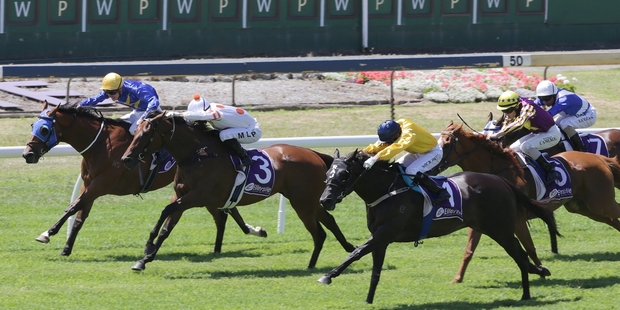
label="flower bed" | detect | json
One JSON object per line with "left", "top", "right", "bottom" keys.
{"left": 324, "top": 69, "right": 577, "bottom": 103}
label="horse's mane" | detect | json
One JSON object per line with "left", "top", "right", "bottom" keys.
{"left": 56, "top": 101, "right": 128, "bottom": 126}
{"left": 148, "top": 110, "right": 222, "bottom": 139}
{"left": 453, "top": 124, "right": 520, "bottom": 164}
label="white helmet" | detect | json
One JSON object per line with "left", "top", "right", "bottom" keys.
{"left": 536, "top": 80, "right": 558, "bottom": 97}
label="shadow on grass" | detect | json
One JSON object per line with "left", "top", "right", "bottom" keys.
{"left": 544, "top": 250, "right": 620, "bottom": 263}
{"left": 475, "top": 275, "right": 620, "bottom": 291}
{"left": 386, "top": 297, "right": 578, "bottom": 310}
{"left": 163, "top": 265, "right": 372, "bottom": 280}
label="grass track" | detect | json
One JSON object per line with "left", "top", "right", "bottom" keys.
{"left": 2, "top": 68, "right": 620, "bottom": 309}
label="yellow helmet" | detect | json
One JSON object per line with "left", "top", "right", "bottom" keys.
{"left": 101, "top": 72, "right": 123, "bottom": 90}
{"left": 496, "top": 90, "right": 520, "bottom": 111}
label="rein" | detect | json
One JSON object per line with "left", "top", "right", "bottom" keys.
{"left": 78, "top": 119, "right": 104, "bottom": 154}
{"left": 438, "top": 130, "right": 489, "bottom": 172}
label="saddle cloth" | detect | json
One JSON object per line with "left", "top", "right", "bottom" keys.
{"left": 515, "top": 152, "right": 573, "bottom": 201}
{"left": 222, "top": 149, "right": 275, "bottom": 209}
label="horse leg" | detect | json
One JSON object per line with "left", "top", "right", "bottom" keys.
{"left": 205, "top": 207, "right": 228, "bottom": 254}
{"left": 133, "top": 201, "right": 185, "bottom": 271}
{"left": 315, "top": 207, "right": 355, "bottom": 252}
{"left": 489, "top": 234, "right": 532, "bottom": 300}
{"left": 514, "top": 219, "right": 551, "bottom": 277}
{"left": 36, "top": 193, "right": 90, "bottom": 243}
{"left": 61, "top": 201, "right": 94, "bottom": 256}
{"left": 318, "top": 225, "right": 393, "bottom": 285}
{"left": 228, "top": 207, "right": 267, "bottom": 238}
{"left": 132, "top": 210, "right": 184, "bottom": 271}
{"left": 366, "top": 245, "right": 388, "bottom": 304}
{"left": 452, "top": 228, "right": 482, "bottom": 283}
{"left": 290, "top": 206, "right": 327, "bottom": 269}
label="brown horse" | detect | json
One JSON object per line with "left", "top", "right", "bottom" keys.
{"left": 317, "top": 149, "right": 559, "bottom": 303}
{"left": 484, "top": 111, "right": 620, "bottom": 160}
{"left": 120, "top": 110, "right": 356, "bottom": 271}
{"left": 22, "top": 101, "right": 266, "bottom": 257}
{"left": 438, "top": 121, "right": 620, "bottom": 284}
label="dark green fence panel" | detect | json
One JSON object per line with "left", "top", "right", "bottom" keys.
{"left": 0, "top": 0, "right": 619, "bottom": 64}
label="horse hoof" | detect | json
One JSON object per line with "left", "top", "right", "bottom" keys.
{"left": 131, "top": 262, "right": 146, "bottom": 271}
{"left": 450, "top": 278, "right": 463, "bottom": 284}
{"left": 258, "top": 227, "right": 268, "bottom": 238}
{"left": 60, "top": 250, "right": 71, "bottom": 256}
{"left": 35, "top": 235, "right": 50, "bottom": 243}
{"left": 317, "top": 275, "right": 332, "bottom": 285}
{"left": 539, "top": 265, "right": 551, "bottom": 277}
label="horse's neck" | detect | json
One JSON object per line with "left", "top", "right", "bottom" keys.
{"left": 354, "top": 167, "right": 403, "bottom": 202}
{"left": 61, "top": 116, "right": 126, "bottom": 153}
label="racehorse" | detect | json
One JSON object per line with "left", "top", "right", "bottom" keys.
{"left": 22, "top": 101, "right": 266, "bottom": 257}
{"left": 438, "top": 121, "right": 620, "bottom": 284}
{"left": 317, "top": 149, "right": 559, "bottom": 303}
{"left": 120, "top": 110, "right": 356, "bottom": 271}
{"left": 483, "top": 111, "right": 620, "bottom": 160}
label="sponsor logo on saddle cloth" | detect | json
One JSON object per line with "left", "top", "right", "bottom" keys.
{"left": 562, "top": 133, "right": 609, "bottom": 156}
{"left": 418, "top": 178, "right": 464, "bottom": 221}
{"left": 515, "top": 152, "right": 573, "bottom": 201}
{"left": 404, "top": 174, "right": 463, "bottom": 245}
{"left": 230, "top": 149, "right": 275, "bottom": 196}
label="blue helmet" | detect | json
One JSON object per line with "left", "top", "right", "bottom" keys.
{"left": 377, "top": 120, "right": 401, "bottom": 143}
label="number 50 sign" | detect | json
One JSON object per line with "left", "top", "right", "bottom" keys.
{"left": 502, "top": 54, "right": 532, "bottom": 67}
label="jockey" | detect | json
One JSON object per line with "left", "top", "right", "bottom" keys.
{"left": 363, "top": 118, "right": 450, "bottom": 205}
{"left": 535, "top": 80, "right": 596, "bottom": 152}
{"left": 79, "top": 72, "right": 162, "bottom": 135}
{"left": 180, "top": 94, "right": 262, "bottom": 170}
{"left": 488, "top": 90, "right": 562, "bottom": 185}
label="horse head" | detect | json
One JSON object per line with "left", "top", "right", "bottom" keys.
{"left": 121, "top": 110, "right": 170, "bottom": 169}
{"left": 438, "top": 120, "right": 519, "bottom": 173}
{"left": 320, "top": 149, "right": 367, "bottom": 211}
{"left": 22, "top": 101, "right": 62, "bottom": 163}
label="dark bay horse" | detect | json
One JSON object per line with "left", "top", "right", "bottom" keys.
{"left": 317, "top": 149, "right": 559, "bottom": 303}
{"left": 438, "top": 121, "right": 620, "bottom": 284}
{"left": 120, "top": 110, "right": 356, "bottom": 271}
{"left": 22, "top": 102, "right": 265, "bottom": 256}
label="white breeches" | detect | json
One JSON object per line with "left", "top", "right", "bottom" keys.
{"left": 396, "top": 145, "right": 443, "bottom": 176}
{"left": 219, "top": 122, "right": 263, "bottom": 144}
{"left": 509, "top": 125, "right": 561, "bottom": 159}
{"left": 555, "top": 107, "right": 596, "bottom": 129}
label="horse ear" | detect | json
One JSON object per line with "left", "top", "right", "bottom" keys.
{"left": 49, "top": 101, "right": 60, "bottom": 117}
{"left": 41, "top": 100, "right": 48, "bottom": 111}
{"left": 487, "top": 112, "right": 493, "bottom": 123}
{"left": 333, "top": 149, "right": 340, "bottom": 158}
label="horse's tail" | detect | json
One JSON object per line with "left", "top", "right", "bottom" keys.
{"left": 312, "top": 150, "right": 334, "bottom": 168}
{"left": 504, "top": 178, "right": 562, "bottom": 238}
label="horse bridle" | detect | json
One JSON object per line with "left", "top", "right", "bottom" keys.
{"left": 325, "top": 157, "right": 404, "bottom": 207}
{"left": 136, "top": 114, "right": 175, "bottom": 162}
{"left": 437, "top": 129, "right": 489, "bottom": 172}
{"left": 28, "top": 109, "right": 102, "bottom": 155}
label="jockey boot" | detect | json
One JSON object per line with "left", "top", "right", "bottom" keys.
{"left": 223, "top": 138, "right": 252, "bottom": 170}
{"left": 413, "top": 172, "right": 450, "bottom": 205}
{"left": 569, "top": 133, "right": 587, "bottom": 152}
{"left": 535, "top": 155, "right": 559, "bottom": 186}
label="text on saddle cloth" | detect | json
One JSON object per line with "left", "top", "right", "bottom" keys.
{"left": 515, "top": 152, "right": 573, "bottom": 201}
{"left": 231, "top": 149, "right": 276, "bottom": 197}
{"left": 403, "top": 174, "right": 463, "bottom": 245}
{"left": 569, "top": 133, "right": 609, "bottom": 156}
{"left": 401, "top": 172, "right": 463, "bottom": 221}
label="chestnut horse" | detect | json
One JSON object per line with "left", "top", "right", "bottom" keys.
{"left": 438, "top": 121, "right": 620, "bottom": 284}
{"left": 22, "top": 102, "right": 265, "bottom": 257}
{"left": 120, "top": 110, "right": 356, "bottom": 271}
{"left": 317, "top": 149, "right": 559, "bottom": 303}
